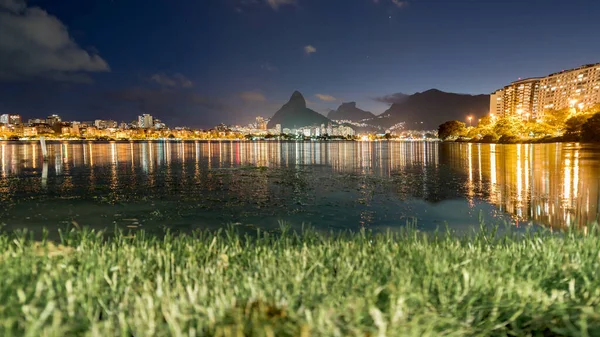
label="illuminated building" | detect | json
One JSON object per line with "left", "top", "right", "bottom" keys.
{"left": 95, "top": 120, "right": 118, "bottom": 129}
{"left": 138, "top": 114, "right": 154, "bottom": 129}
{"left": 496, "top": 78, "right": 541, "bottom": 120}
{"left": 538, "top": 63, "right": 600, "bottom": 112}
{"left": 46, "top": 114, "right": 61, "bottom": 126}
{"left": 489, "top": 89, "right": 504, "bottom": 116}
{"left": 23, "top": 127, "right": 37, "bottom": 137}
{"left": 337, "top": 125, "right": 355, "bottom": 137}
{"left": 0, "top": 114, "right": 22, "bottom": 125}
{"left": 255, "top": 116, "right": 269, "bottom": 130}
{"left": 27, "top": 118, "right": 45, "bottom": 125}
{"left": 491, "top": 62, "right": 600, "bottom": 119}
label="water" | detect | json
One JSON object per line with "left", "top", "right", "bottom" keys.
{"left": 1, "top": 140, "right": 598, "bottom": 233}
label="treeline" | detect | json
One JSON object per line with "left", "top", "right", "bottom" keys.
{"left": 438, "top": 104, "right": 600, "bottom": 143}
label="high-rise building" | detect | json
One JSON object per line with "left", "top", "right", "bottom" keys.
{"left": 28, "top": 118, "right": 45, "bottom": 125}
{"left": 255, "top": 116, "right": 268, "bottom": 130}
{"left": 46, "top": 114, "right": 61, "bottom": 126}
{"left": 0, "top": 114, "right": 22, "bottom": 125}
{"left": 538, "top": 63, "right": 600, "bottom": 112}
{"left": 95, "top": 119, "right": 118, "bottom": 129}
{"left": 496, "top": 78, "right": 541, "bottom": 120}
{"left": 489, "top": 90, "right": 504, "bottom": 117}
{"left": 491, "top": 62, "right": 600, "bottom": 119}
{"left": 138, "top": 114, "right": 154, "bottom": 129}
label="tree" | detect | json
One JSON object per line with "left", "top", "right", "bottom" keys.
{"left": 565, "top": 115, "right": 590, "bottom": 136}
{"left": 478, "top": 116, "right": 493, "bottom": 127}
{"left": 493, "top": 115, "right": 522, "bottom": 138}
{"left": 584, "top": 104, "right": 600, "bottom": 115}
{"left": 438, "top": 121, "right": 466, "bottom": 140}
{"left": 541, "top": 108, "right": 571, "bottom": 133}
{"left": 581, "top": 113, "right": 600, "bottom": 142}
{"left": 524, "top": 121, "right": 551, "bottom": 138}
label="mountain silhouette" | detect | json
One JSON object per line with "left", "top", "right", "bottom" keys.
{"left": 381, "top": 89, "right": 489, "bottom": 130}
{"left": 267, "top": 91, "right": 331, "bottom": 129}
{"left": 327, "top": 102, "right": 375, "bottom": 121}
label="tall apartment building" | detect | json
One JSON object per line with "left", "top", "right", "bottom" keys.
{"left": 46, "top": 114, "right": 61, "bottom": 126}
{"left": 138, "top": 114, "right": 154, "bottom": 129}
{"left": 538, "top": 63, "right": 600, "bottom": 112}
{"left": 489, "top": 89, "right": 504, "bottom": 117}
{"left": 255, "top": 116, "right": 268, "bottom": 130}
{"left": 493, "top": 78, "right": 541, "bottom": 119}
{"left": 0, "top": 114, "right": 22, "bottom": 125}
{"left": 491, "top": 62, "right": 600, "bottom": 119}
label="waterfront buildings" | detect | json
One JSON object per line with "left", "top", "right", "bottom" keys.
{"left": 538, "top": 64, "right": 600, "bottom": 112}
{"left": 491, "top": 63, "right": 600, "bottom": 119}
{"left": 255, "top": 117, "right": 269, "bottom": 130}
{"left": 0, "top": 114, "right": 22, "bottom": 125}
{"left": 94, "top": 120, "right": 118, "bottom": 129}
{"left": 491, "top": 78, "right": 541, "bottom": 119}
{"left": 1, "top": 111, "right": 357, "bottom": 140}
{"left": 46, "top": 114, "right": 61, "bottom": 126}
{"left": 138, "top": 114, "right": 154, "bottom": 129}
{"left": 489, "top": 90, "right": 504, "bottom": 117}
{"left": 28, "top": 118, "right": 45, "bottom": 125}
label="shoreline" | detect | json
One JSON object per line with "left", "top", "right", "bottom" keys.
{"left": 448, "top": 136, "right": 588, "bottom": 145}
{"left": 0, "top": 138, "right": 441, "bottom": 142}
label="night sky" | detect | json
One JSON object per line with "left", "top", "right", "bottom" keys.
{"left": 0, "top": 0, "right": 598, "bottom": 127}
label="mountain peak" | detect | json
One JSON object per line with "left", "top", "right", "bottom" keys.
{"left": 328, "top": 101, "right": 374, "bottom": 121}
{"left": 381, "top": 90, "right": 490, "bottom": 130}
{"left": 420, "top": 88, "right": 444, "bottom": 94}
{"left": 288, "top": 90, "right": 306, "bottom": 108}
{"left": 267, "top": 90, "right": 329, "bottom": 129}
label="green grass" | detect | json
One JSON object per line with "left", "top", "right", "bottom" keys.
{"left": 1, "top": 224, "right": 600, "bottom": 337}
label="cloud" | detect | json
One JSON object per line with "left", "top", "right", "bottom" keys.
{"left": 0, "top": 0, "right": 110, "bottom": 82}
{"left": 373, "top": 92, "right": 409, "bottom": 104}
{"left": 304, "top": 45, "right": 317, "bottom": 55}
{"left": 391, "top": 0, "right": 409, "bottom": 8}
{"left": 261, "top": 62, "right": 278, "bottom": 72}
{"left": 266, "top": 0, "right": 296, "bottom": 10}
{"left": 0, "top": 0, "right": 25, "bottom": 11}
{"left": 239, "top": 91, "right": 267, "bottom": 102}
{"left": 150, "top": 73, "right": 193, "bottom": 88}
{"left": 315, "top": 94, "right": 336, "bottom": 102}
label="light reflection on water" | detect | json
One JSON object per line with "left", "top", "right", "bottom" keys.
{"left": 0, "top": 140, "right": 599, "bottom": 232}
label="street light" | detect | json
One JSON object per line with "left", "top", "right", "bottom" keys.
{"left": 467, "top": 116, "right": 473, "bottom": 127}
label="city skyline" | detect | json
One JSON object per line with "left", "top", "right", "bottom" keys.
{"left": 1, "top": 0, "right": 599, "bottom": 127}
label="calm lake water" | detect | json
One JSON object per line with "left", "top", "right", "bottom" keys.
{"left": 1, "top": 140, "right": 599, "bottom": 233}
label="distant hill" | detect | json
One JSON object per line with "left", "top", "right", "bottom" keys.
{"left": 267, "top": 91, "right": 331, "bottom": 129}
{"left": 380, "top": 89, "right": 490, "bottom": 130}
{"left": 327, "top": 102, "right": 375, "bottom": 121}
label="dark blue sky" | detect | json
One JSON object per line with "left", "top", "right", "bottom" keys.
{"left": 0, "top": 0, "right": 598, "bottom": 127}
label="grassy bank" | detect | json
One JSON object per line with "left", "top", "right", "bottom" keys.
{"left": 1, "top": 225, "right": 600, "bottom": 336}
